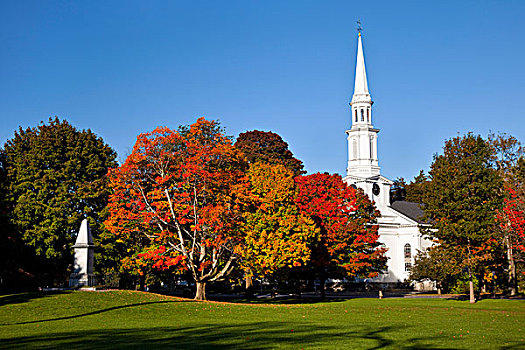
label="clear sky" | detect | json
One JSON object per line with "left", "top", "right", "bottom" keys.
{"left": 1, "top": 1, "right": 524, "bottom": 181}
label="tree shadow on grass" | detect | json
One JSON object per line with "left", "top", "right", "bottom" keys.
{"left": 5, "top": 300, "right": 185, "bottom": 325}
{"left": 0, "top": 323, "right": 397, "bottom": 350}
{"left": 0, "top": 291, "right": 72, "bottom": 307}
{"left": 1, "top": 320, "right": 520, "bottom": 349}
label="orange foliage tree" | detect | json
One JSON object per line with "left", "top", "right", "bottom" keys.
{"left": 105, "top": 118, "right": 248, "bottom": 300}
{"left": 295, "top": 173, "right": 387, "bottom": 296}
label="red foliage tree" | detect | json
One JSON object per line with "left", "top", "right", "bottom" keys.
{"left": 497, "top": 184, "right": 525, "bottom": 294}
{"left": 295, "top": 173, "right": 387, "bottom": 296}
{"left": 105, "top": 118, "right": 248, "bottom": 300}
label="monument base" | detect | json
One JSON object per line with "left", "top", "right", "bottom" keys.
{"left": 69, "top": 273, "right": 97, "bottom": 287}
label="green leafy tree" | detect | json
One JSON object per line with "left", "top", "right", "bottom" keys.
{"left": 421, "top": 133, "right": 503, "bottom": 302}
{"left": 235, "top": 130, "right": 305, "bottom": 176}
{"left": 1, "top": 117, "right": 117, "bottom": 286}
{"left": 410, "top": 243, "right": 463, "bottom": 294}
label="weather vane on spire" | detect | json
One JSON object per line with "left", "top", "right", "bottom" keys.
{"left": 357, "top": 19, "right": 362, "bottom": 34}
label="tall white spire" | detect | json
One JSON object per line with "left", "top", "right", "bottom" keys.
{"left": 346, "top": 30, "right": 380, "bottom": 179}
{"left": 352, "top": 32, "right": 370, "bottom": 99}
{"left": 350, "top": 31, "right": 374, "bottom": 126}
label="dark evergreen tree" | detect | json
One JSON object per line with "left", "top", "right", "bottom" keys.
{"left": 390, "top": 177, "right": 406, "bottom": 203}
{"left": 405, "top": 170, "right": 429, "bottom": 203}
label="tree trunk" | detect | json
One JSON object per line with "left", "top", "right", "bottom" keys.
{"left": 319, "top": 270, "right": 326, "bottom": 300}
{"left": 195, "top": 281, "right": 207, "bottom": 300}
{"left": 506, "top": 239, "right": 517, "bottom": 296}
{"left": 139, "top": 275, "right": 146, "bottom": 291}
{"left": 244, "top": 269, "right": 254, "bottom": 299}
{"left": 469, "top": 280, "right": 475, "bottom": 304}
{"left": 467, "top": 246, "right": 476, "bottom": 304}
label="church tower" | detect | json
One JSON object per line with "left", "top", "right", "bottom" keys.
{"left": 342, "top": 28, "right": 434, "bottom": 287}
{"left": 343, "top": 31, "right": 392, "bottom": 212}
{"left": 346, "top": 31, "right": 380, "bottom": 178}
{"left": 344, "top": 30, "right": 391, "bottom": 210}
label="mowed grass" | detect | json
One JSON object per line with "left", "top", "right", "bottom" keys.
{"left": 0, "top": 291, "right": 524, "bottom": 349}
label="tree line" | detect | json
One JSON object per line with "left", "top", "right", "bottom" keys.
{"left": 1, "top": 117, "right": 523, "bottom": 300}
{"left": 401, "top": 133, "right": 525, "bottom": 298}
{"left": 0, "top": 117, "right": 385, "bottom": 299}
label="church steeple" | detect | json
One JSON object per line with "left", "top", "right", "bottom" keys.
{"left": 352, "top": 32, "right": 371, "bottom": 102}
{"left": 346, "top": 30, "right": 380, "bottom": 178}
{"left": 350, "top": 31, "right": 373, "bottom": 126}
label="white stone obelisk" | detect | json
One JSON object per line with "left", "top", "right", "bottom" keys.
{"left": 69, "top": 219, "right": 96, "bottom": 287}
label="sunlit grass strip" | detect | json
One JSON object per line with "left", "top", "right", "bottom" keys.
{"left": 0, "top": 291, "right": 524, "bottom": 349}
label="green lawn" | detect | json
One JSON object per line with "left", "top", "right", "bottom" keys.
{"left": 0, "top": 291, "right": 523, "bottom": 349}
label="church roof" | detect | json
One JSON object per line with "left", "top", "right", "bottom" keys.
{"left": 390, "top": 201, "right": 427, "bottom": 224}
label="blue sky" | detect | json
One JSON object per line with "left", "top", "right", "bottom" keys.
{"left": 1, "top": 1, "right": 524, "bottom": 181}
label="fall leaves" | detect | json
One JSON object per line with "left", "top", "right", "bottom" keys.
{"left": 105, "top": 118, "right": 385, "bottom": 299}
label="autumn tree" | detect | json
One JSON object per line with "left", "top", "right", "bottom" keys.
{"left": 105, "top": 118, "right": 247, "bottom": 300}
{"left": 238, "top": 162, "right": 318, "bottom": 278}
{"left": 295, "top": 173, "right": 387, "bottom": 297}
{"left": 422, "top": 134, "right": 503, "bottom": 302}
{"left": 0, "top": 117, "right": 117, "bottom": 287}
{"left": 496, "top": 157, "right": 525, "bottom": 295}
{"left": 490, "top": 133, "right": 525, "bottom": 295}
{"left": 235, "top": 130, "right": 304, "bottom": 176}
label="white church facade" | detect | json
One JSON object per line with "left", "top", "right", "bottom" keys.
{"left": 342, "top": 32, "right": 433, "bottom": 284}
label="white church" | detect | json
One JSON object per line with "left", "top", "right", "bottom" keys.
{"left": 343, "top": 31, "right": 433, "bottom": 285}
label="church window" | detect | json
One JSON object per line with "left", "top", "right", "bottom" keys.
{"left": 354, "top": 109, "right": 358, "bottom": 122}
{"left": 352, "top": 139, "right": 358, "bottom": 159}
{"left": 369, "top": 137, "right": 373, "bottom": 159}
{"left": 361, "top": 109, "right": 364, "bottom": 121}
{"left": 367, "top": 107, "right": 370, "bottom": 122}
{"left": 404, "top": 243, "right": 411, "bottom": 271}
{"left": 404, "top": 244, "right": 411, "bottom": 258}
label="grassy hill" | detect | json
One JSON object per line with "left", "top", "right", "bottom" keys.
{"left": 0, "top": 290, "right": 524, "bottom": 349}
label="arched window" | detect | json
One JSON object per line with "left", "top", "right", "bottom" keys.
{"left": 367, "top": 107, "right": 370, "bottom": 122}
{"left": 404, "top": 244, "right": 411, "bottom": 271}
{"left": 354, "top": 109, "right": 358, "bottom": 122}
{"left": 361, "top": 109, "right": 364, "bottom": 121}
